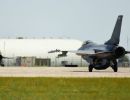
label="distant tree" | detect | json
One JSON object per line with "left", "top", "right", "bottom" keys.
{"left": 118, "top": 55, "right": 130, "bottom": 67}
{"left": 119, "top": 55, "right": 130, "bottom": 62}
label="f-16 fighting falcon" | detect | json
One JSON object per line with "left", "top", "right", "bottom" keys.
{"left": 49, "top": 15, "right": 130, "bottom": 72}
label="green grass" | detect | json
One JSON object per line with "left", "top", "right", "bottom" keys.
{"left": 0, "top": 77, "right": 130, "bottom": 100}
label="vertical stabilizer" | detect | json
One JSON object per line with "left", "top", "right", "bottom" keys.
{"left": 105, "top": 15, "right": 123, "bottom": 45}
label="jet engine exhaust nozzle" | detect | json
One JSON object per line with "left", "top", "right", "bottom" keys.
{"left": 113, "top": 46, "right": 125, "bottom": 58}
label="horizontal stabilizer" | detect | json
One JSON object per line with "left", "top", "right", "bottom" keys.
{"left": 125, "top": 51, "right": 130, "bottom": 54}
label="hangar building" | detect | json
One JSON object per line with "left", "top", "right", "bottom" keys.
{"left": 0, "top": 38, "right": 88, "bottom": 67}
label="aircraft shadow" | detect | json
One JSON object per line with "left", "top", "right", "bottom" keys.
{"left": 72, "top": 71, "right": 88, "bottom": 72}
{"left": 71, "top": 70, "right": 123, "bottom": 73}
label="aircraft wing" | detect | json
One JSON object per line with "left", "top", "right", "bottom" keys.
{"left": 69, "top": 50, "right": 112, "bottom": 58}
{"left": 69, "top": 50, "right": 95, "bottom": 55}
{"left": 48, "top": 49, "right": 112, "bottom": 58}
{"left": 48, "top": 49, "right": 68, "bottom": 58}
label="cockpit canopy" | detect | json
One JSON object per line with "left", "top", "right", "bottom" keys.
{"left": 82, "top": 40, "right": 93, "bottom": 46}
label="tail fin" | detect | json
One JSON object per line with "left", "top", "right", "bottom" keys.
{"left": 105, "top": 15, "right": 123, "bottom": 45}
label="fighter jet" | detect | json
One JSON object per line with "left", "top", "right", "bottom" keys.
{"left": 0, "top": 51, "right": 12, "bottom": 66}
{"left": 0, "top": 52, "right": 6, "bottom": 66}
{"left": 48, "top": 15, "right": 130, "bottom": 72}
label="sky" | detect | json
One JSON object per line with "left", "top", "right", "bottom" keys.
{"left": 0, "top": 0, "right": 130, "bottom": 49}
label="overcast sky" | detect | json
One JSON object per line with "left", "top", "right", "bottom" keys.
{"left": 0, "top": 0, "right": 130, "bottom": 49}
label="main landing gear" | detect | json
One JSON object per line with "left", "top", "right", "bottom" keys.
{"left": 88, "top": 60, "right": 118, "bottom": 72}
{"left": 88, "top": 64, "right": 93, "bottom": 72}
{"left": 111, "top": 60, "right": 118, "bottom": 72}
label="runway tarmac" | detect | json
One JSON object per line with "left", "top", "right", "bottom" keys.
{"left": 0, "top": 67, "right": 130, "bottom": 77}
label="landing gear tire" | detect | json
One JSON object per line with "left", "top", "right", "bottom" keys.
{"left": 113, "top": 65, "right": 117, "bottom": 72}
{"left": 89, "top": 65, "right": 93, "bottom": 72}
{"left": 111, "top": 60, "right": 118, "bottom": 72}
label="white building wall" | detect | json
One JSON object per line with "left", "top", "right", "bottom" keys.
{"left": 0, "top": 39, "right": 88, "bottom": 66}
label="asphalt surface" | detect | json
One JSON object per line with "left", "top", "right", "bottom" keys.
{"left": 0, "top": 67, "right": 130, "bottom": 77}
